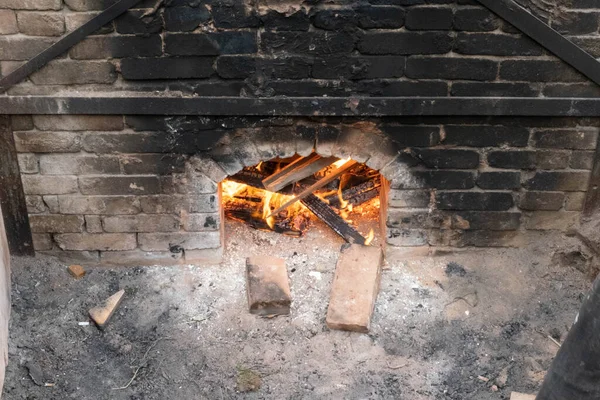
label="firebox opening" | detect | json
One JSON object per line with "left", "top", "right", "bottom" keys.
{"left": 220, "top": 152, "right": 386, "bottom": 248}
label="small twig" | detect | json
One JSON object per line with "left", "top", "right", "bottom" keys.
{"left": 548, "top": 335, "right": 562, "bottom": 348}
{"left": 112, "top": 337, "right": 171, "bottom": 390}
{"left": 387, "top": 361, "right": 408, "bottom": 370}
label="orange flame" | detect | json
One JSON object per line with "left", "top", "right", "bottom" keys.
{"left": 364, "top": 228, "right": 375, "bottom": 246}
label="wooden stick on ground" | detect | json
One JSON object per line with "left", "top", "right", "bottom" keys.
{"left": 267, "top": 159, "right": 358, "bottom": 218}
{"left": 262, "top": 153, "right": 339, "bottom": 192}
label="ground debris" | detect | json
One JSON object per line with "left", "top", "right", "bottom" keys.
{"left": 510, "top": 392, "right": 536, "bottom": 400}
{"left": 89, "top": 289, "right": 125, "bottom": 329}
{"left": 67, "top": 265, "right": 86, "bottom": 279}
{"left": 445, "top": 262, "right": 467, "bottom": 277}
{"left": 236, "top": 367, "right": 261, "bottom": 392}
{"left": 25, "top": 361, "right": 44, "bottom": 386}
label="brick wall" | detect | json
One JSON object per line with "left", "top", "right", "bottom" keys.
{"left": 9, "top": 114, "right": 597, "bottom": 264}
{"left": 1, "top": 0, "right": 600, "bottom": 96}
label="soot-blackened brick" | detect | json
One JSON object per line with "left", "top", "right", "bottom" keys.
{"left": 551, "top": 11, "right": 599, "bottom": 35}
{"left": 443, "top": 126, "right": 529, "bottom": 147}
{"left": 436, "top": 192, "right": 514, "bottom": 211}
{"left": 519, "top": 192, "right": 565, "bottom": 211}
{"left": 358, "top": 32, "right": 453, "bottom": 55}
{"left": 261, "top": 10, "right": 310, "bottom": 31}
{"left": 454, "top": 33, "right": 543, "bottom": 56}
{"left": 125, "top": 116, "right": 218, "bottom": 131}
{"left": 70, "top": 36, "right": 162, "bottom": 59}
{"left": 453, "top": 8, "right": 500, "bottom": 31}
{"left": 212, "top": 1, "right": 260, "bottom": 28}
{"left": 543, "top": 83, "right": 600, "bottom": 98}
{"left": 381, "top": 125, "right": 441, "bottom": 147}
{"left": 406, "top": 57, "right": 497, "bottom": 81}
{"left": 355, "top": 80, "right": 449, "bottom": 96}
{"left": 393, "top": 171, "right": 476, "bottom": 190}
{"left": 260, "top": 31, "right": 356, "bottom": 55}
{"left": 166, "top": 32, "right": 258, "bottom": 56}
{"left": 216, "top": 56, "right": 256, "bottom": 79}
{"left": 312, "top": 56, "right": 405, "bottom": 80}
{"left": 355, "top": 6, "right": 405, "bottom": 29}
{"left": 451, "top": 82, "right": 538, "bottom": 97}
{"left": 533, "top": 129, "right": 598, "bottom": 150}
{"left": 121, "top": 57, "right": 215, "bottom": 80}
{"left": 164, "top": 5, "right": 211, "bottom": 31}
{"left": 115, "top": 10, "right": 163, "bottom": 34}
{"left": 412, "top": 149, "right": 480, "bottom": 169}
{"left": 487, "top": 150, "right": 570, "bottom": 170}
{"left": 524, "top": 171, "right": 591, "bottom": 191}
{"left": 405, "top": 7, "right": 453, "bottom": 30}
{"left": 571, "top": 151, "right": 595, "bottom": 169}
{"left": 312, "top": 9, "right": 357, "bottom": 30}
{"left": 500, "top": 60, "right": 587, "bottom": 82}
{"left": 262, "top": 57, "right": 312, "bottom": 79}
{"left": 477, "top": 172, "right": 521, "bottom": 190}
{"left": 452, "top": 211, "right": 521, "bottom": 230}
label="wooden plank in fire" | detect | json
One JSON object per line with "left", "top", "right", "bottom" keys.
{"left": 301, "top": 195, "right": 366, "bottom": 245}
{"left": 262, "top": 153, "right": 339, "bottom": 192}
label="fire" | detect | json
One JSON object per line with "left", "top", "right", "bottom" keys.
{"left": 364, "top": 228, "right": 375, "bottom": 246}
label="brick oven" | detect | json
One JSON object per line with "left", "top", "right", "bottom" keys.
{"left": 1, "top": 0, "right": 600, "bottom": 265}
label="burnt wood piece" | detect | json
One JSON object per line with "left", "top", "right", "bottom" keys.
{"left": 477, "top": 0, "right": 600, "bottom": 87}
{"left": 262, "top": 153, "right": 339, "bottom": 192}
{"left": 326, "top": 178, "right": 382, "bottom": 209}
{"left": 301, "top": 194, "right": 366, "bottom": 245}
{"left": 224, "top": 208, "right": 303, "bottom": 237}
{"left": 0, "top": 0, "right": 142, "bottom": 93}
{"left": 537, "top": 275, "right": 600, "bottom": 399}
{"left": 0, "top": 116, "right": 34, "bottom": 256}
{"left": 7, "top": 97, "right": 600, "bottom": 117}
{"left": 228, "top": 169, "right": 272, "bottom": 190}
{"left": 584, "top": 133, "right": 600, "bottom": 217}
{"left": 267, "top": 160, "right": 359, "bottom": 218}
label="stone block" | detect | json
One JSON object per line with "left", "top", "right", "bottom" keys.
{"left": 25, "top": 196, "right": 46, "bottom": 213}
{"left": 29, "top": 215, "right": 84, "bottom": 233}
{"left": 33, "top": 115, "right": 123, "bottom": 131}
{"left": 246, "top": 256, "right": 291, "bottom": 316}
{"left": 0, "top": 10, "right": 17, "bottom": 34}
{"left": 103, "top": 215, "right": 180, "bottom": 233}
{"left": 85, "top": 215, "right": 103, "bottom": 233}
{"left": 43, "top": 196, "right": 59, "bottom": 213}
{"left": 32, "top": 234, "right": 52, "bottom": 251}
{"left": 17, "top": 12, "right": 64, "bottom": 36}
{"left": 326, "top": 244, "right": 383, "bottom": 332}
{"left": 17, "top": 154, "right": 38, "bottom": 174}
{"left": 59, "top": 196, "right": 141, "bottom": 215}
{"left": 14, "top": 131, "right": 81, "bottom": 153}
{"left": 22, "top": 176, "right": 79, "bottom": 195}
{"left": 54, "top": 233, "right": 137, "bottom": 251}
{"left": 138, "top": 232, "right": 221, "bottom": 251}
{"left": 0, "top": 0, "right": 61, "bottom": 10}
{"left": 525, "top": 211, "right": 580, "bottom": 230}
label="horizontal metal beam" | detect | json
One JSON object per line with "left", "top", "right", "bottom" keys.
{"left": 0, "top": 0, "right": 141, "bottom": 94}
{"left": 477, "top": 0, "right": 600, "bottom": 87}
{"left": 3, "top": 96, "right": 600, "bottom": 116}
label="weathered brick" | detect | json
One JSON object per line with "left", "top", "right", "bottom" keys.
{"left": 10, "top": 115, "right": 33, "bottom": 131}
{"left": 0, "top": 10, "right": 17, "bottom": 34}
{"left": 17, "top": 154, "right": 38, "bottom": 174}
{"left": 29, "top": 215, "right": 85, "bottom": 233}
{"left": 14, "top": 131, "right": 81, "bottom": 153}
{"left": 103, "top": 215, "right": 180, "bottom": 233}
{"left": 85, "top": 215, "right": 103, "bottom": 233}
{"left": 543, "top": 83, "right": 600, "bottom": 98}
{"left": 436, "top": 192, "right": 514, "bottom": 211}
{"left": 0, "top": 0, "right": 61, "bottom": 10}
{"left": 381, "top": 125, "right": 441, "bottom": 147}
{"left": 358, "top": 32, "right": 452, "bottom": 55}
{"left": 452, "top": 211, "right": 521, "bottom": 231}
{"left": 32, "top": 234, "right": 53, "bottom": 251}
{"left": 0, "top": 37, "right": 56, "bottom": 60}
{"left": 26, "top": 196, "right": 46, "bottom": 213}
{"left": 17, "top": 12, "right": 65, "bottom": 36}
{"left": 121, "top": 57, "right": 215, "bottom": 80}
{"left": 388, "top": 189, "right": 431, "bottom": 208}
{"left": 115, "top": 9, "right": 163, "bottom": 34}
{"left": 138, "top": 232, "right": 221, "bottom": 251}
{"left": 166, "top": 32, "right": 258, "bottom": 56}
{"left": 140, "top": 194, "right": 218, "bottom": 214}
{"left": 184, "top": 247, "right": 223, "bottom": 265}
{"left": 525, "top": 211, "right": 580, "bottom": 230}
{"left": 487, "top": 150, "right": 570, "bottom": 170}
{"left": 405, "top": 6, "right": 453, "bottom": 30}
{"left": 453, "top": 7, "right": 500, "bottom": 31}
{"left": 451, "top": 82, "right": 538, "bottom": 97}
{"left": 326, "top": 244, "right": 383, "bottom": 332}
{"left": 215, "top": 55, "right": 256, "bottom": 79}
{"left": 565, "top": 192, "right": 586, "bottom": 211}
{"left": 22, "top": 176, "right": 79, "bottom": 195}
{"left": 312, "top": 56, "right": 405, "bottom": 80}
{"left": 183, "top": 213, "right": 221, "bottom": 231}
{"left": 524, "top": 171, "right": 590, "bottom": 191}
{"left": 166, "top": 173, "right": 218, "bottom": 195}
{"left": 70, "top": 36, "right": 162, "bottom": 59}
{"left": 433, "top": 230, "right": 526, "bottom": 248}
{"left": 312, "top": 9, "right": 356, "bottom": 30}
{"left": 454, "top": 33, "right": 543, "bottom": 56}
{"left": 387, "top": 228, "right": 429, "bottom": 246}
{"left": 65, "top": 12, "right": 114, "bottom": 34}
{"left": 59, "top": 196, "right": 141, "bottom": 215}
{"left": 519, "top": 191, "right": 565, "bottom": 211}
{"left": 412, "top": 149, "right": 479, "bottom": 169}
{"left": 212, "top": 1, "right": 259, "bottom": 28}
{"left": 356, "top": 6, "right": 405, "bottom": 29}
{"left": 387, "top": 209, "right": 447, "bottom": 229}
{"left": 532, "top": 129, "right": 598, "bottom": 150}
{"left": 101, "top": 250, "right": 183, "bottom": 266}
{"left": 392, "top": 171, "right": 476, "bottom": 189}
{"left": 39, "top": 155, "right": 120, "bottom": 175}
{"left": 476, "top": 171, "right": 521, "bottom": 190}
{"left": 79, "top": 176, "right": 161, "bottom": 195}
{"left": 551, "top": 11, "right": 599, "bottom": 35}
{"left": 189, "top": 154, "right": 228, "bottom": 183}
{"left": 261, "top": 31, "right": 355, "bottom": 55}
{"left": 571, "top": 151, "right": 595, "bottom": 170}
{"left": 33, "top": 115, "right": 123, "bottom": 131}
{"left": 406, "top": 57, "right": 497, "bottom": 80}
{"left": 500, "top": 60, "right": 587, "bottom": 82}
{"left": 261, "top": 10, "right": 310, "bottom": 31}
{"left": 120, "top": 154, "right": 186, "bottom": 175}
{"left": 54, "top": 233, "right": 137, "bottom": 251}
{"left": 164, "top": 5, "right": 211, "bottom": 31}
{"left": 43, "top": 195, "right": 59, "bottom": 213}
{"left": 246, "top": 256, "right": 291, "bottom": 316}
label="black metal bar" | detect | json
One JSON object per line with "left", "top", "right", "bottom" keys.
{"left": 0, "top": 116, "right": 34, "bottom": 256}
{"left": 584, "top": 133, "right": 600, "bottom": 217}
{"left": 0, "top": 0, "right": 141, "bottom": 93}
{"left": 477, "top": 0, "right": 600, "bottom": 87}
{"left": 4, "top": 96, "right": 600, "bottom": 116}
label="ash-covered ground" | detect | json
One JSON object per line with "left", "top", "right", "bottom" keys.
{"left": 2, "top": 219, "right": 592, "bottom": 399}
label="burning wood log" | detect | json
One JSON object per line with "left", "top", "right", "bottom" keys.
{"left": 325, "top": 178, "right": 382, "bottom": 209}
{"left": 267, "top": 159, "right": 359, "bottom": 218}
{"left": 262, "top": 153, "right": 339, "bottom": 192}
{"left": 225, "top": 206, "right": 308, "bottom": 237}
